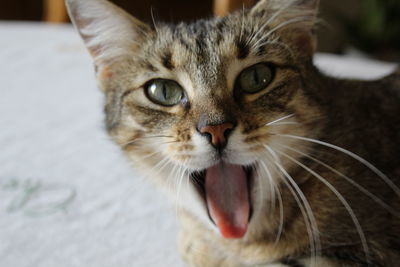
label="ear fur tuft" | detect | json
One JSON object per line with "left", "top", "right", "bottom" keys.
{"left": 66, "top": 0, "right": 151, "bottom": 66}
{"left": 250, "top": 0, "right": 319, "bottom": 59}
{"left": 251, "top": 0, "right": 319, "bottom": 12}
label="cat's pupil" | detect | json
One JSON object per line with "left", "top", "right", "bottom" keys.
{"left": 253, "top": 68, "right": 260, "bottom": 84}
{"left": 162, "top": 84, "right": 168, "bottom": 100}
{"left": 238, "top": 63, "right": 273, "bottom": 94}
{"left": 145, "top": 79, "right": 184, "bottom": 106}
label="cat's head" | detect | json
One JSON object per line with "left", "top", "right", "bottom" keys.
{"left": 67, "top": 0, "right": 323, "bottom": 239}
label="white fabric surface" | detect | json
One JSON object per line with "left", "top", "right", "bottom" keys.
{"left": 0, "top": 22, "right": 397, "bottom": 267}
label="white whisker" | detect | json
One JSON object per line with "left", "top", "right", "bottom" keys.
{"left": 265, "top": 146, "right": 321, "bottom": 266}
{"left": 258, "top": 161, "right": 275, "bottom": 212}
{"left": 246, "top": 0, "right": 293, "bottom": 47}
{"left": 122, "top": 135, "right": 174, "bottom": 147}
{"left": 254, "top": 39, "right": 296, "bottom": 59}
{"left": 150, "top": 7, "right": 159, "bottom": 35}
{"left": 258, "top": 161, "right": 284, "bottom": 245}
{"left": 277, "top": 167, "right": 319, "bottom": 267}
{"left": 277, "top": 149, "right": 371, "bottom": 264}
{"left": 265, "top": 145, "right": 280, "bottom": 162}
{"left": 278, "top": 143, "right": 400, "bottom": 218}
{"left": 175, "top": 162, "right": 188, "bottom": 218}
{"left": 253, "top": 164, "right": 266, "bottom": 211}
{"left": 239, "top": 4, "right": 246, "bottom": 42}
{"left": 274, "top": 182, "right": 284, "bottom": 245}
{"left": 272, "top": 122, "right": 299, "bottom": 126}
{"left": 128, "top": 150, "right": 162, "bottom": 165}
{"left": 166, "top": 161, "right": 179, "bottom": 195}
{"left": 152, "top": 157, "right": 173, "bottom": 185}
{"left": 252, "top": 16, "right": 315, "bottom": 49}
{"left": 266, "top": 114, "right": 295, "bottom": 126}
{"left": 277, "top": 134, "right": 400, "bottom": 198}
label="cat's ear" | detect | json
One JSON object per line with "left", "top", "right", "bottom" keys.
{"left": 251, "top": 0, "right": 319, "bottom": 13}
{"left": 66, "top": 0, "right": 152, "bottom": 67}
{"left": 250, "top": 0, "right": 319, "bottom": 59}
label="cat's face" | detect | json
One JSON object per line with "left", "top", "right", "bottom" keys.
{"left": 67, "top": 0, "right": 322, "bottom": 239}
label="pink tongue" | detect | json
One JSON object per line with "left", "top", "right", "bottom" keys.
{"left": 205, "top": 162, "right": 250, "bottom": 239}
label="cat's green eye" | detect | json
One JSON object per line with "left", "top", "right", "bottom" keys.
{"left": 145, "top": 79, "right": 184, "bottom": 106}
{"left": 238, "top": 63, "right": 274, "bottom": 94}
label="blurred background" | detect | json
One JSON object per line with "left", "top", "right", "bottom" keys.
{"left": 1, "top": 0, "right": 399, "bottom": 61}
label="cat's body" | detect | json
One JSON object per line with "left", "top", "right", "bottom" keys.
{"left": 66, "top": 0, "right": 400, "bottom": 266}
{"left": 179, "top": 67, "right": 400, "bottom": 267}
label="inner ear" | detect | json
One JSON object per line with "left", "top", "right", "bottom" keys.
{"left": 66, "top": 0, "right": 152, "bottom": 66}
{"left": 286, "top": 28, "right": 317, "bottom": 58}
{"left": 249, "top": 0, "right": 319, "bottom": 59}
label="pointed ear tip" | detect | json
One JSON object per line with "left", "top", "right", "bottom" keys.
{"left": 251, "top": 0, "right": 319, "bottom": 11}
{"left": 65, "top": 0, "right": 80, "bottom": 13}
{"left": 66, "top": 0, "right": 99, "bottom": 9}
{"left": 65, "top": 0, "right": 77, "bottom": 7}
{"left": 65, "top": 0, "right": 102, "bottom": 18}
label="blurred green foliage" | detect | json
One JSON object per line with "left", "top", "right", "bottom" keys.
{"left": 346, "top": 0, "right": 400, "bottom": 60}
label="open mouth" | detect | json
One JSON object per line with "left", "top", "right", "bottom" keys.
{"left": 190, "top": 163, "right": 253, "bottom": 239}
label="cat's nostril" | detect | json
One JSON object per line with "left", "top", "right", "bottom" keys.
{"left": 202, "top": 132, "right": 213, "bottom": 144}
{"left": 199, "top": 122, "right": 235, "bottom": 149}
{"left": 224, "top": 128, "right": 233, "bottom": 139}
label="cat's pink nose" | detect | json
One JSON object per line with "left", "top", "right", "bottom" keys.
{"left": 199, "top": 122, "right": 234, "bottom": 149}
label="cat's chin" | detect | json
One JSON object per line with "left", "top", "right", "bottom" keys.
{"left": 190, "top": 162, "right": 254, "bottom": 239}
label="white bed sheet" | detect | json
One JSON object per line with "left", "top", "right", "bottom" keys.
{"left": 0, "top": 22, "right": 396, "bottom": 267}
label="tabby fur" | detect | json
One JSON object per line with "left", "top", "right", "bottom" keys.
{"left": 66, "top": 0, "right": 400, "bottom": 266}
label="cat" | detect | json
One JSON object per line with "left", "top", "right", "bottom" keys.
{"left": 66, "top": 0, "right": 400, "bottom": 266}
